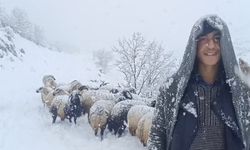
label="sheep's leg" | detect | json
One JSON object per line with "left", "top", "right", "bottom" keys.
{"left": 50, "top": 106, "right": 57, "bottom": 123}
{"left": 87, "top": 113, "right": 90, "bottom": 124}
{"left": 118, "top": 124, "right": 126, "bottom": 137}
{"left": 107, "top": 126, "right": 112, "bottom": 132}
{"left": 107, "top": 120, "right": 113, "bottom": 133}
{"left": 100, "top": 126, "right": 106, "bottom": 141}
{"left": 61, "top": 117, "right": 65, "bottom": 121}
{"left": 81, "top": 106, "right": 85, "bottom": 115}
{"left": 69, "top": 116, "right": 72, "bottom": 123}
{"left": 74, "top": 116, "right": 77, "bottom": 124}
{"left": 114, "top": 128, "right": 118, "bottom": 136}
{"left": 52, "top": 115, "right": 57, "bottom": 123}
{"left": 129, "top": 127, "right": 135, "bottom": 136}
{"left": 94, "top": 128, "right": 98, "bottom": 136}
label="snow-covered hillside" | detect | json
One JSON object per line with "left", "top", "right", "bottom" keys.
{"left": 0, "top": 27, "right": 145, "bottom": 150}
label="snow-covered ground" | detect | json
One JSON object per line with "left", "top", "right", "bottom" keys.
{"left": 1, "top": 1, "right": 250, "bottom": 149}
{"left": 0, "top": 31, "right": 145, "bottom": 150}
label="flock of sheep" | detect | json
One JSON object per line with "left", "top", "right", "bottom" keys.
{"left": 36, "top": 75, "right": 156, "bottom": 146}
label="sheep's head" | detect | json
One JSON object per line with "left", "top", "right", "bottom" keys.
{"left": 239, "top": 58, "right": 250, "bottom": 75}
{"left": 110, "top": 88, "right": 119, "bottom": 94}
{"left": 36, "top": 86, "right": 54, "bottom": 95}
{"left": 122, "top": 90, "right": 133, "bottom": 100}
{"left": 70, "top": 80, "right": 82, "bottom": 91}
{"left": 69, "top": 92, "right": 81, "bottom": 105}
{"left": 53, "top": 88, "right": 68, "bottom": 96}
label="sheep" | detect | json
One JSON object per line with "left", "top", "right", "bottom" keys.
{"left": 50, "top": 89, "right": 83, "bottom": 124}
{"left": 79, "top": 89, "right": 97, "bottom": 118}
{"left": 239, "top": 58, "right": 250, "bottom": 75}
{"left": 65, "top": 90, "right": 83, "bottom": 124}
{"left": 49, "top": 89, "right": 70, "bottom": 123}
{"left": 136, "top": 110, "right": 155, "bottom": 146}
{"left": 42, "top": 75, "right": 57, "bottom": 89}
{"left": 127, "top": 105, "right": 154, "bottom": 136}
{"left": 50, "top": 97, "right": 68, "bottom": 123}
{"left": 79, "top": 87, "right": 116, "bottom": 118}
{"left": 36, "top": 86, "right": 54, "bottom": 107}
{"left": 132, "top": 93, "right": 155, "bottom": 107}
{"left": 55, "top": 80, "right": 82, "bottom": 95}
{"left": 42, "top": 88, "right": 69, "bottom": 109}
{"left": 114, "top": 89, "right": 133, "bottom": 102}
{"left": 110, "top": 88, "right": 119, "bottom": 94}
{"left": 78, "top": 85, "right": 89, "bottom": 91}
{"left": 107, "top": 100, "right": 146, "bottom": 137}
{"left": 68, "top": 80, "right": 82, "bottom": 93}
{"left": 89, "top": 100, "right": 115, "bottom": 140}
{"left": 237, "top": 58, "right": 250, "bottom": 88}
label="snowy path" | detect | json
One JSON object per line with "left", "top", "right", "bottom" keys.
{"left": 0, "top": 50, "right": 146, "bottom": 150}
{"left": 0, "top": 70, "right": 146, "bottom": 150}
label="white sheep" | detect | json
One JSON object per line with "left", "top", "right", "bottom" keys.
{"left": 45, "top": 88, "right": 69, "bottom": 109}
{"left": 42, "top": 75, "right": 57, "bottom": 89}
{"left": 79, "top": 90, "right": 97, "bottom": 118}
{"left": 89, "top": 100, "right": 115, "bottom": 140}
{"left": 56, "top": 80, "right": 82, "bottom": 95}
{"left": 127, "top": 105, "right": 154, "bottom": 136}
{"left": 50, "top": 96, "right": 68, "bottom": 123}
{"left": 88, "top": 89, "right": 117, "bottom": 102}
{"left": 79, "top": 88, "right": 116, "bottom": 118}
{"left": 36, "top": 86, "right": 54, "bottom": 107}
{"left": 239, "top": 58, "right": 250, "bottom": 75}
{"left": 68, "top": 80, "right": 82, "bottom": 93}
{"left": 236, "top": 58, "right": 250, "bottom": 88}
{"left": 136, "top": 110, "right": 155, "bottom": 146}
{"left": 132, "top": 93, "right": 155, "bottom": 107}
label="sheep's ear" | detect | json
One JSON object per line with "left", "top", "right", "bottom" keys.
{"left": 36, "top": 87, "right": 43, "bottom": 93}
{"left": 69, "top": 95, "right": 73, "bottom": 102}
{"left": 51, "top": 75, "right": 56, "bottom": 80}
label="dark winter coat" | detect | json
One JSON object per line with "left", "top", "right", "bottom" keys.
{"left": 170, "top": 73, "right": 243, "bottom": 150}
{"left": 148, "top": 15, "right": 250, "bottom": 150}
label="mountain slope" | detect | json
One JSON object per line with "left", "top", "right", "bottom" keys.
{"left": 0, "top": 26, "right": 142, "bottom": 150}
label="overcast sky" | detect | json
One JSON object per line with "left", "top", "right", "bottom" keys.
{"left": 1, "top": 0, "right": 250, "bottom": 55}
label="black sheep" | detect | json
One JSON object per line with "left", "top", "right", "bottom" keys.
{"left": 66, "top": 92, "right": 83, "bottom": 124}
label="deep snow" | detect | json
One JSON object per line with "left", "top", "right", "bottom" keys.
{"left": 0, "top": 31, "right": 145, "bottom": 150}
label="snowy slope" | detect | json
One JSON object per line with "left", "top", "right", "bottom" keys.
{"left": 0, "top": 27, "right": 144, "bottom": 150}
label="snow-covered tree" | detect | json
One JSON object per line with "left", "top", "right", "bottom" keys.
{"left": 32, "top": 24, "right": 45, "bottom": 46}
{"left": 2, "top": 7, "right": 47, "bottom": 47}
{"left": 0, "top": 6, "right": 10, "bottom": 27}
{"left": 9, "top": 8, "right": 33, "bottom": 40}
{"left": 93, "top": 49, "right": 113, "bottom": 74}
{"left": 113, "top": 32, "right": 175, "bottom": 97}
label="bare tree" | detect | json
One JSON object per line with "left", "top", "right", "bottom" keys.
{"left": 9, "top": 8, "right": 33, "bottom": 40}
{"left": 32, "top": 24, "right": 45, "bottom": 46}
{"left": 113, "top": 32, "right": 175, "bottom": 97}
{"left": 0, "top": 6, "right": 10, "bottom": 27}
{"left": 93, "top": 49, "right": 113, "bottom": 74}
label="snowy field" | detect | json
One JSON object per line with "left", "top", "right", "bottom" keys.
{"left": 1, "top": 26, "right": 249, "bottom": 150}
{"left": 0, "top": 33, "right": 145, "bottom": 150}
{"left": 1, "top": 1, "right": 250, "bottom": 150}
